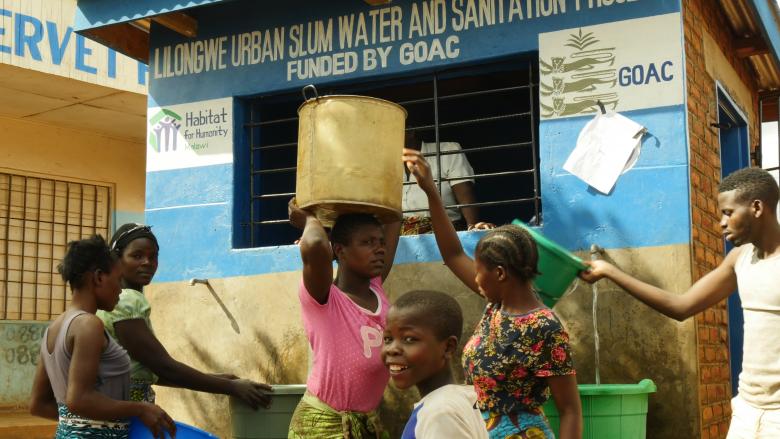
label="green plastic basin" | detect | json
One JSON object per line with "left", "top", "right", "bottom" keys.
{"left": 543, "top": 379, "right": 657, "bottom": 439}
{"left": 230, "top": 384, "right": 306, "bottom": 439}
{"left": 512, "top": 220, "right": 586, "bottom": 307}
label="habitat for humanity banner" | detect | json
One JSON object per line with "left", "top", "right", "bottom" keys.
{"left": 538, "top": 12, "right": 683, "bottom": 119}
{"left": 146, "top": 97, "right": 233, "bottom": 172}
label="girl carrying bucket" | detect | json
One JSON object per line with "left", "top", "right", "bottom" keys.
{"left": 403, "top": 149, "right": 582, "bottom": 439}
{"left": 287, "top": 198, "right": 401, "bottom": 438}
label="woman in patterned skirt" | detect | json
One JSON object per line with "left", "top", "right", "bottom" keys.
{"left": 29, "top": 235, "right": 175, "bottom": 438}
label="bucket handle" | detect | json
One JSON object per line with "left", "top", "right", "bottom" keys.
{"left": 302, "top": 84, "right": 319, "bottom": 101}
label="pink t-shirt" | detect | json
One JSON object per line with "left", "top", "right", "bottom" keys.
{"left": 299, "top": 277, "right": 390, "bottom": 412}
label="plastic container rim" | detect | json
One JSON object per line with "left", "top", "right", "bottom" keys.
{"left": 573, "top": 379, "right": 657, "bottom": 395}
{"left": 513, "top": 220, "right": 587, "bottom": 271}
{"left": 269, "top": 384, "right": 307, "bottom": 395}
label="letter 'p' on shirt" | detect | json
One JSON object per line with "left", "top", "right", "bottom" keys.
{"left": 298, "top": 277, "right": 390, "bottom": 412}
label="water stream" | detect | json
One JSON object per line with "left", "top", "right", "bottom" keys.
{"left": 590, "top": 245, "right": 601, "bottom": 386}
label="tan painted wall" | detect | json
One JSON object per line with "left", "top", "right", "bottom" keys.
{"left": 0, "top": 115, "right": 145, "bottom": 215}
{"left": 148, "top": 243, "right": 696, "bottom": 439}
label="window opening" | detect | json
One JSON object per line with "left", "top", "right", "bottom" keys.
{"left": 0, "top": 172, "right": 111, "bottom": 320}
{"left": 244, "top": 57, "right": 540, "bottom": 247}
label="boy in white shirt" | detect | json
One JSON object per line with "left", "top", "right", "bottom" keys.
{"left": 382, "top": 290, "right": 488, "bottom": 439}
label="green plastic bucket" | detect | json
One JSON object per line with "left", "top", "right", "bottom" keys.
{"left": 511, "top": 220, "right": 586, "bottom": 307}
{"left": 230, "top": 384, "right": 306, "bottom": 439}
{"left": 543, "top": 379, "right": 657, "bottom": 439}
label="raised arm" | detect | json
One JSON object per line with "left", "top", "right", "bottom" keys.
{"left": 381, "top": 220, "right": 401, "bottom": 282}
{"left": 580, "top": 246, "right": 741, "bottom": 321}
{"left": 403, "top": 148, "right": 479, "bottom": 293}
{"left": 289, "top": 198, "right": 333, "bottom": 304}
{"left": 113, "top": 319, "right": 272, "bottom": 409}
{"left": 65, "top": 314, "right": 176, "bottom": 437}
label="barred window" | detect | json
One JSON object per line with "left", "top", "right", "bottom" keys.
{"left": 240, "top": 56, "right": 540, "bottom": 248}
{"left": 0, "top": 172, "right": 111, "bottom": 320}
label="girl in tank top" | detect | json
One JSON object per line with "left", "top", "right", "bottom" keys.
{"left": 29, "top": 235, "right": 175, "bottom": 438}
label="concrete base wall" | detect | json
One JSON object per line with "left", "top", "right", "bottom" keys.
{"left": 149, "top": 243, "right": 697, "bottom": 439}
{"left": 0, "top": 321, "right": 48, "bottom": 408}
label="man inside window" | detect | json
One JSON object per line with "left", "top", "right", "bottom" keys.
{"left": 402, "top": 131, "right": 494, "bottom": 235}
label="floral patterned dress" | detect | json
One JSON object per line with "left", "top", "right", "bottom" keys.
{"left": 462, "top": 303, "right": 575, "bottom": 439}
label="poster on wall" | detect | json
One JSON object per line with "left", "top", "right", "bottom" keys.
{"left": 539, "top": 12, "right": 684, "bottom": 120}
{"left": 146, "top": 97, "right": 233, "bottom": 172}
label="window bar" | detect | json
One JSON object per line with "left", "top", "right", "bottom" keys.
{"left": 252, "top": 167, "right": 297, "bottom": 175}
{"left": 252, "top": 141, "right": 296, "bottom": 151}
{"left": 47, "top": 179, "right": 55, "bottom": 319}
{"left": 529, "top": 59, "right": 541, "bottom": 225}
{"left": 396, "top": 84, "right": 532, "bottom": 107}
{"left": 437, "top": 84, "right": 533, "bottom": 102}
{"left": 78, "top": 182, "right": 84, "bottom": 240}
{"left": 244, "top": 116, "right": 298, "bottom": 128}
{"left": 250, "top": 102, "right": 257, "bottom": 247}
{"left": 776, "top": 95, "right": 779, "bottom": 174}
{"left": 402, "top": 196, "right": 537, "bottom": 215}
{"left": 252, "top": 192, "right": 296, "bottom": 200}
{"left": 433, "top": 74, "right": 442, "bottom": 196}
{"left": 447, "top": 198, "right": 538, "bottom": 209}
{"left": 18, "top": 176, "right": 28, "bottom": 318}
{"left": 419, "top": 141, "right": 533, "bottom": 157}
{"left": 255, "top": 219, "right": 290, "bottom": 225}
{"left": 409, "top": 112, "right": 531, "bottom": 132}
{"left": 33, "top": 177, "right": 42, "bottom": 319}
{"left": 2, "top": 174, "right": 11, "bottom": 319}
{"left": 63, "top": 182, "right": 70, "bottom": 309}
{"left": 402, "top": 169, "right": 536, "bottom": 186}
{"left": 447, "top": 170, "right": 536, "bottom": 182}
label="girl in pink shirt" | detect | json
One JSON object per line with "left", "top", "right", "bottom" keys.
{"left": 288, "top": 200, "right": 401, "bottom": 439}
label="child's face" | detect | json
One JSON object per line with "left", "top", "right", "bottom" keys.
{"left": 119, "top": 238, "right": 159, "bottom": 288}
{"left": 474, "top": 256, "right": 502, "bottom": 303}
{"left": 335, "top": 224, "right": 386, "bottom": 278}
{"left": 382, "top": 307, "right": 452, "bottom": 390}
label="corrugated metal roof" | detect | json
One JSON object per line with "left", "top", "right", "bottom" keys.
{"left": 718, "top": 0, "right": 780, "bottom": 91}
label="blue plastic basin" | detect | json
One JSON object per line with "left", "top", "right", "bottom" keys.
{"left": 129, "top": 417, "right": 218, "bottom": 439}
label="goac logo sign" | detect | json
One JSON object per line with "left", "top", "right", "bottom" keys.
{"left": 148, "top": 109, "right": 183, "bottom": 153}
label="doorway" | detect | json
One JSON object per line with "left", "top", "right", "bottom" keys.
{"left": 716, "top": 85, "right": 749, "bottom": 396}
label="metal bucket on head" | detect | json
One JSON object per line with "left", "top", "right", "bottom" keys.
{"left": 295, "top": 85, "right": 407, "bottom": 227}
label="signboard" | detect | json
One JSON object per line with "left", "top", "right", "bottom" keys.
{"left": 539, "top": 12, "right": 683, "bottom": 119}
{"left": 143, "top": 0, "right": 682, "bottom": 105}
{"left": 0, "top": 0, "right": 147, "bottom": 93}
{"left": 146, "top": 97, "right": 233, "bottom": 171}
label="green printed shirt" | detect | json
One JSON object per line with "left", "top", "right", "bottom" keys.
{"left": 97, "top": 288, "right": 159, "bottom": 385}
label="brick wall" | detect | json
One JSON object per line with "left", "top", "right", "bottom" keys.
{"left": 683, "top": 1, "right": 761, "bottom": 438}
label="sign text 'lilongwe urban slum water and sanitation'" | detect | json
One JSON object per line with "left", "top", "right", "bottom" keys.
{"left": 150, "top": 0, "right": 641, "bottom": 82}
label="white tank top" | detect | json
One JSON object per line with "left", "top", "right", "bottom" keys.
{"left": 735, "top": 244, "right": 780, "bottom": 408}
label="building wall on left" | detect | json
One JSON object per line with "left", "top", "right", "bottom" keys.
{"left": 0, "top": 0, "right": 148, "bottom": 411}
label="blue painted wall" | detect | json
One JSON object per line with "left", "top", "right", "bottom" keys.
{"left": 137, "top": 0, "right": 689, "bottom": 283}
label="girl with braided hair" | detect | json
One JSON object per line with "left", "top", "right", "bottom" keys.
{"left": 403, "top": 149, "right": 582, "bottom": 439}
{"left": 97, "top": 223, "right": 273, "bottom": 409}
